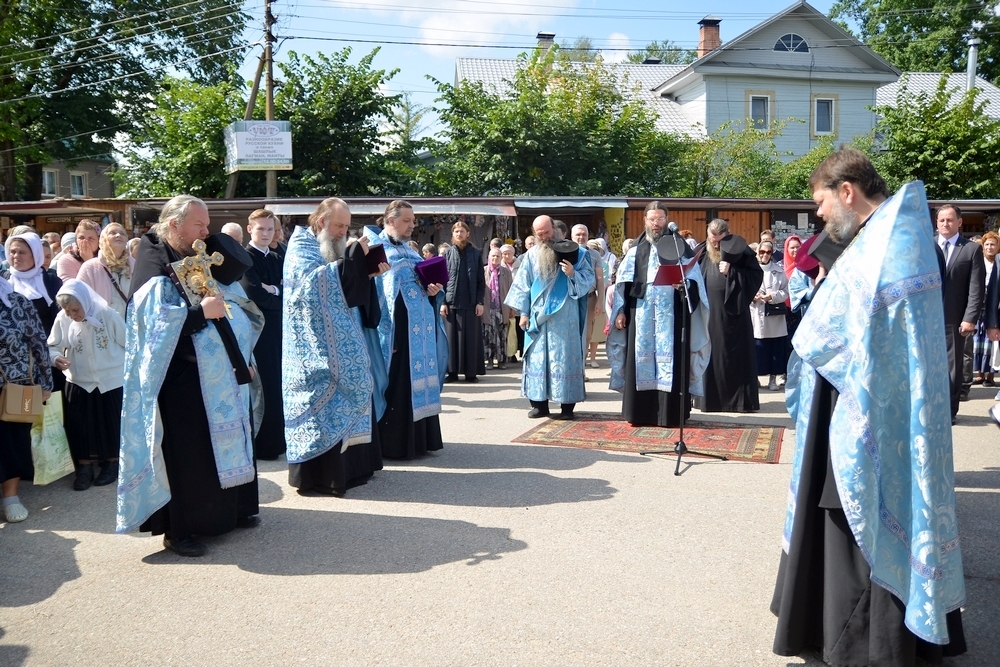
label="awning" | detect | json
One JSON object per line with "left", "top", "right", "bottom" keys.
{"left": 266, "top": 202, "right": 517, "bottom": 217}
{"left": 514, "top": 199, "right": 629, "bottom": 209}
{"left": 0, "top": 201, "right": 115, "bottom": 216}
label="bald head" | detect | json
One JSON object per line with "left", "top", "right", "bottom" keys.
{"left": 532, "top": 215, "right": 554, "bottom": 243}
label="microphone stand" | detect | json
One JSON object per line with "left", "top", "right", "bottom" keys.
{"left": 640, "top": 230, "right": 728, "bottom": 475}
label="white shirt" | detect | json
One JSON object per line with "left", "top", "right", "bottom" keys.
{"left": 939, "top": 234, "right": 958, "bottom": 263}
{"left": 47, "top": 305, "right": 126, "bottom": 393}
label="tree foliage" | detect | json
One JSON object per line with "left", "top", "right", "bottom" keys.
{"left": 559, "top": 36, "right": 601, "bottom": 62}
{"left": 870, "top": 75, "right": 1000, "bottom": 199}
{"left": 431, "top": 47, "right": 689, "bottom": 197}
{"left": 0, "top": 0, "right": 247, "bottom": 200}
{"left": 626, "top": 40, "right": 697, "bottom": 65}
{"left": 830, "top": 0, "right": 1000, "bottom": 83}
{"left": 674, "top": 119, "right": 788, "bottom": 198}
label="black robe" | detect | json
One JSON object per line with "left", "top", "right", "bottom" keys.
{"left": 241, "top": 245, "right": 286, "bottom": 460}
{"left": 130, "top": 232, "right": 258, "bottom": 539}
{"left": 695, "top": 245, "right": 763, "bottom": 413}
{"left": 444, "top": 243, "right": 486, "bottom": 380}
{"left": 288, "top": 242, "right": 384, "bottom": 494}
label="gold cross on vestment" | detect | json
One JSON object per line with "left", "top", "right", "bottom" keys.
{"left": 170, "top": 238, "right": 233, "bottom": 319}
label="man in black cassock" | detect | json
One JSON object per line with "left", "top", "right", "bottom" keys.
{"left": 241, "top": 209, "right": 286, "bottom": 460}
{"left": 694, "top": 219, "right": 763, "bottom": 413}
{"left": 441, "top": 220, "right": 485, "bottom": 382}
{"left": 126, "top": 195, "right": 261, "bottom": 558}
{"left": 283, "top": 198, "right": 387, "bottom": 496}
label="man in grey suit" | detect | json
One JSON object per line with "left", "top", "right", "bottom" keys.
{"left": 936, "top": 204, "right": 984, "bottom": 423}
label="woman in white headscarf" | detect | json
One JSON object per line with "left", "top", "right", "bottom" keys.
{"left": 77, "top": 223, "right": 134, "bottom": 320}
{"left": 48, "top": 279, "right": 126, "bottom": 490}
{"left": 3, "top": 231, "right": 62, "bottom": 336}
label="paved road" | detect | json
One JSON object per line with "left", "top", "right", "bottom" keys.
{"left": 2, "top": 361, "right": 997, "bottom": 666}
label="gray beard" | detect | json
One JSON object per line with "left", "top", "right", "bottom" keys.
{"left": 536, "top": 241, "right": 559, "bottom": 279}
{"left": 706, "top": 243, "right": 721, "bottom": 265}
{"left": 824, "top": 198, "right": 860, "bottom": 244}
{"left": 645, "top": 228, "right": 662, "bottom": 245}
{"left": 386, "top": 226, "right": 410, "bottom": 244}
{"left": 317, "top": 229, "right": 347, "bottom": 263}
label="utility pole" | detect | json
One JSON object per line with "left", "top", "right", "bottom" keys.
{"left": 224, "top": 53, "right": 266, "bottom": 199}
{"left": 264, "top": 0, "right": 277, "bottom": 198}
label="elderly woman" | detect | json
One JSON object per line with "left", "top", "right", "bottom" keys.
{"left": 586, "top": 239, "right": 609, "bottom": 366}
{"left": 750, "top": 241, "right": 789, "bottom": 391}
{"left": 974, "top": 232, "right": 999, "bottom": 386}
{"left": 482, "top": 248, "right": 513, "bottom": 370}
{"left": 0, "top": 275, "right": 54, "bottom": 522}
{"left": 76, "top": 222, "right": 134, "bottom": 320}
{"left": 48, "top": 280, "right": 126, "bottom": 490}
{"left": 56, "top": 219, "right": 101, "bottom": 281}
{"left": 3, "top": 232, "right": 62, "bottom": 337}
{"left": 421, "top": 243, "right": 437, "bottom": 260}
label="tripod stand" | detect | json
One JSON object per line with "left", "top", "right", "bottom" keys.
{"left": 640, "top": 233, "right": 728, "bottom": 475}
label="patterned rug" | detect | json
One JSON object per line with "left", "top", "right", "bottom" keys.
{"left": 512, "top": 413, "right": 784, "bottom": 463}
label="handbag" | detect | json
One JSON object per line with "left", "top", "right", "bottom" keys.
{"left": 0, "top": 355, "right": 45, "bottom": 423}
{"left": 764, "top": 301, "right": 788, "bottom": 317}
{"left": 30, "top": 392, "right": 75, "bottom": 485}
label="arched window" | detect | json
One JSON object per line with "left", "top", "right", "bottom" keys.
{"left": 774, "top": 33, "right": 809, "bottom": 53}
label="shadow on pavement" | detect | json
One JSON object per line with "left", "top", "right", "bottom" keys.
{"left": 416, "top": 442, "right": 649, "bottom": 472}
{"left": 954, "top": 479, "right": 1000, "bottom": 663}
{"left": 0, "top": 530, "right": 81, "bottom": 607}
{"left": 0, "top": 629, "right": 29, "bottom": 667}
{"left": 140, "top": 507, "right": 528, "bottom": 575}
{"left": 361, "top": 469, "right": 616, "bottom": 507}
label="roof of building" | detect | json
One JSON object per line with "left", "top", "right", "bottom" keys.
{"left": 455, "top": 58, "right": 700, "bottom": 136}
{"left": 876, "top": 72, "right": 1000, "bottom": 119}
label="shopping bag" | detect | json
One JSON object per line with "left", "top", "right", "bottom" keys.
{"left": 506, "top": 319, "right": 518, "bottom": 358}
{"left": 30, "top": 392, "right": 75, "bottom": 486}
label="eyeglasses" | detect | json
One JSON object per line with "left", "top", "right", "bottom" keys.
{"left": 758, "top": 250, "right": 772, "bottom": 255}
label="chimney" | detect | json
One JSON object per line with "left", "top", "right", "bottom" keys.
{"left": 967, "top": 36, "right": 981, "bottom": 92}
{"left": 537, "top": 31, "right": 555, "bottom": 53}
{"left": 643, "top": 57, "right": 662, "bottom": 65}
{"left": 698, "top": 16, "right": 722, "bottom": 58}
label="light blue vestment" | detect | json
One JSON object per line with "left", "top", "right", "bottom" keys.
{"left": 504, "top": 246, "right": 595, "bottom": 404}
{"left": 117, "top": 278, "right": 262, "bottom": 534}
{"left": 607, "top": 245, "right": 711, "bottom": 396}
{"left": 787, "top": 268, "right": 814, "bottom": 313}
{"left": 783, "top": 181, "right": 964, "bottom": 644}
{"left": 363, "top": 227, "right": 448, "bottom": 421}
{"left": 281, "top": 227, "right": 374, "bottom": 464}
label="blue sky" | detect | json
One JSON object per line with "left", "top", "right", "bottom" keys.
{"left": 241, "top": 0, "right": 837, "bottom": 134}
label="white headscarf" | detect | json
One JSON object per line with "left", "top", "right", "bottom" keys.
{"left": 57, "top": 279, "right": 108, "bottom": 346}
{"left": 0, "top": 274, "right": 12, "bottom": 308}
{"left": 5, "top": 232, "right": 51, "bottom": 305}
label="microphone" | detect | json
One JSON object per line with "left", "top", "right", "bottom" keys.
{"left": 666, "top": 222, "right": 679, "bottom": 235}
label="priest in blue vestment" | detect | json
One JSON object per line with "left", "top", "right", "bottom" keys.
{"left": 772, "top": 148, "right": 966, "bottom": 664}
{"left": 117, "top": 195, "right": 264, "bottom": 558}
{"left": 282, "top": 198, "right": 388, "bottom": 495}
{"left": 608, "top": 201, "right": 710, "bottom": 427}
{"left": 505, "top": 215, "right": 595, "bottom": 420}
{"left": 363, "top": 200, "right": 449, "bottom": 459}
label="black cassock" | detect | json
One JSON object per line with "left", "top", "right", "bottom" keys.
{"left": 131, "top": 233, "right": 258, "bottom": 540}
{"left": 695, "top": 246, "right": 763, "bottom": 413}
{"left": 241, "top": 245, "right": 286, "bottom": 460}
{"left": 288, "top": 242, "right": 384, "bottom": 495}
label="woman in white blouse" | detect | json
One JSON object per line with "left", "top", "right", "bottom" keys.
{"left": 750, "top": 241, "right": 790, "bottom": 392}
{"left": 76, "top": 223, "right": 133, "bottom": 321}
{"left": 47, "top": 280, "right": 126, "bottom": 490}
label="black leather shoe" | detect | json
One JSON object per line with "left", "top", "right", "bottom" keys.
{"left": 527, "top": 407, "right": 550, "bottom": 419}
{"left": 236, "top": 515, "right": 261, "bottom": 529}
{"left": 73, "top": 464, "right": 94, "bottom": 491}
{"left": 553, "top": 411, "right": 575, "bottom": 421}
{"left": 163, "top": 536, "right": 206, "bottom": 557}
{"left": 445, "top": 374, "right": 459, "bottom": 383}
{"left": 464, "top": 376, "right": 478, "bottom": 383}
{"left": 93, "top": 461, "right": 118, "bottom": 487}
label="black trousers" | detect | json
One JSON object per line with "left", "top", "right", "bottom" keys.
{"left": 944, "top": 325, "right": 964, "bottom": 417}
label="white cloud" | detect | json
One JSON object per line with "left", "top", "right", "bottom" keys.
{"left": 602, "top": 32, "right": 631, "bottom": 63}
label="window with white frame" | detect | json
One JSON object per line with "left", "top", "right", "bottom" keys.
{"left": 814, "top": 97, "right": 835, "bottom": 135}
{"left": 774, "top": 33, "right": 809, "bottom": 53}
{"left": 42, "top": 169, "right": 57, "bottom": 196}
{"left": 750, "top": 95, "right": 770, "bottom": 129}
{"left": 70, "top": 171, "right": 87, "bottom": 198}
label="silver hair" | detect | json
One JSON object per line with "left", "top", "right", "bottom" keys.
{"left": 707, "top": 218, "right": 729, "bottom": 236}
{"left": 571, "top": 224, "right": 589, "bottom": 240}
{"left": 55, "top": 293, "right": 80, "bottom": 308}
{"left": 152, "top": 195, "right": 207, "bottom": 238}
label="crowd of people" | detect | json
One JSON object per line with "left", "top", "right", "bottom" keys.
{"left": 0, "top": 147, "right": 981, "bottom": 664}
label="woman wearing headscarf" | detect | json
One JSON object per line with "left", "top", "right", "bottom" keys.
{"left": 0, "top": 275, "right": 54, "bottom": 522}
{"left": 481, "top": 247, "right": 513, "bottom": 369}
{"left": 47, "top": 280, "right": 126, "bottom": 490}
{"left": 3, "top": 232, "right": 62, "bottom": 334}
{"left": 76, "top": 223, "right": 134, "bottom": 320}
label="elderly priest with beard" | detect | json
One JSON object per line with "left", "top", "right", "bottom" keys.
{"left": 695, "top": 219, "right": 763, "bottom": 413}
{"left": 117, "top": 195, "right": 264, "bottom": 558}
{"left": 608, "top": 201, "right": 710, "bottom": 427}
{"left": 282, "top": 198, "right": 389, "bottom": 496}
{"left": 505, "top": 215, "right": 595, "bottom": 420}
{"left": 772, "top": 148, "right": 966, "bottom": 665}
{"left": 363, "top": 200, "right": 449, "bottom": 459}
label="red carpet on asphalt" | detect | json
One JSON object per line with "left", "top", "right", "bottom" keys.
{"left": 512, "top": 412, "right": 783, "bottom": 463}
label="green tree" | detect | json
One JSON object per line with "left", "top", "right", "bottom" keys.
{"left": 626, "top": 40, "right": 697, "bottom": 65}
{"left": 0, "top": 0, "right": 247, "bottom": 200}
{"left": 870, "top": 74, "right": 1000, "bottom": 199}
{"left": 559, "top": 36, "right": 600, "bottom": 62}
{"left": 830, "top": 0, "right": 1000, "bottom": 83}
{"left": 431, "top": 47, "right": 689, "bottom": 197}
{"left": 674, "top": 119, "right": 787, "bottom": 198}
{"left": 274, "top": 49, "right": 399, "bottom": 196}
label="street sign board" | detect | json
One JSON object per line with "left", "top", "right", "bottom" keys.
{"left": 224, "top": 121, "right": 293, "bottom": 173}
